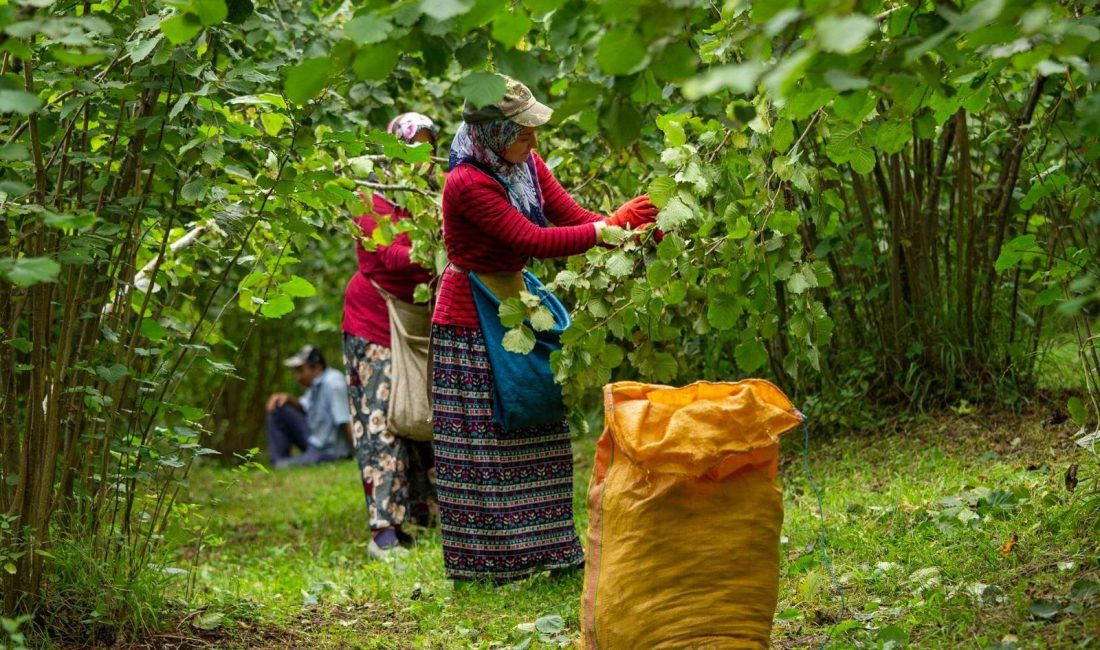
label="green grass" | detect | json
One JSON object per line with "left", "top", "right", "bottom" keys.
{"left": 1035, "top": 335, "right": 1090, "bottom": 393}
{"left": 167, "top": 409, "right": 1098, "bottom": 649}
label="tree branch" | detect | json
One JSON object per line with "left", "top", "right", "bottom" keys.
{"left": 353, "top": 179, "right": 437, "bottom": 197}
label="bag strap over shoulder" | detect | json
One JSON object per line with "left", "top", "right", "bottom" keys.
{"left": 368, "top": 276, "right": 396, "bottom": 303}
{"left": 369, "top": 275, "right": 430, "bottom": 314}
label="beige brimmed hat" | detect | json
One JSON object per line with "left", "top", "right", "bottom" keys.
{"left": 283, "top": 344, "right": 325, "bottom": 368}
{"left": 462, "top": 76, "right": 553, "bottom": 127}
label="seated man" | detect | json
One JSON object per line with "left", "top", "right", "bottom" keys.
{"left": 265, "top": 345, "right": 353, "bottom": 468}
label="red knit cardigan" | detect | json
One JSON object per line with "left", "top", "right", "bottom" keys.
{"left": 342, "top": 193, "right": 432, "bottom": 346}
{"left": 433, "top": 153, "right": 604, "bottom": 328}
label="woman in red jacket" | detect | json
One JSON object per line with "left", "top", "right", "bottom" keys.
{"left": 343, "top": 112, "right": 437, "bottom": 559}
{"left": 432, "top": 78, "right": 657, "bottom": 582}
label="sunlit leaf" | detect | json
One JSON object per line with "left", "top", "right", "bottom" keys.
{"left": 140, "top": 319, "right": 169, "bottom": 341}
{"left": 653, "top": 41, "right": 698, "bottom": 82}
{"left": 3, "top": 257, "right": 60, "bottom": 287}
{"left": 260, "top": 112, "right": 285, "bottom": 136}
{"left": 683, "top": 61, "right": 763, "bottom": 99}
{"left": 529, "top": 306, "right": 555, "bottom": 332}
{"left": 280, "top": 275, "right": 316, "bottom": 298}
{"left": 735, "top": 338, "right": 768, "bottom": 372}
{"left": 816, "top": 14, "right": 878, "bottom": 54}
{"left": 656, "top": 195, "right": 694, "bottom": 231}
{"left": 491, "top": 10, "right": 531, "bottom": 48}
{"left": 284, "top": 56, "right": 332, "bottom": 105}
{"left": 192, "top": 0, "right": 228, "bottom": 25}
{"left": 456, "top": 71, "right": 507, "bottom": 108}
{"left": 606, "top": 251, "right": 632, "bottom": 278}
{"left": 502, "top": 325, "right": 536, "bottom": 354}
{"left": 160, "top": 13, "right": 203, "bottom": 44}
{"left": 420, "top": 0, "right": 473, "bottom": 21}
{"left": 345, "top": 13, "right": 392, "bottom": 44}
{"left": 498, "top": 298, "right": 527, "bottom": 328}
{"left": 352, "top": 44, "right": 398, "bottom": 81}
{"left": 96, "top": 363, "right": 129, "bottom": 383}
{"left": 0, "top": 90, "right": 42, "bottom": 115}
{"left": 707, "top": 293, "right": 740, "bottom": 330}
{"left": 260, "top": 295, "right": 295, "bottom": 318}
{"left": 994, "top": 235, "right": 1037, "bottom": 272}
{"left": 597, "top": 25, "right": 645, "bottom": 76}
{"left": 648, "top": 176, "right": 676, "bottom": 209}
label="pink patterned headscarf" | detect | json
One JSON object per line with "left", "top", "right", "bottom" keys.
{"left": 386, "top": 112, "right": 437, "bottom": 145}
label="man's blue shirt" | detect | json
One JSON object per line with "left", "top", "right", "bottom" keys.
{"left": 300, "top": 367, "right": 351, "bottom": 458}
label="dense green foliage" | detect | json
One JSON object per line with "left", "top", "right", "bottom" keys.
{"left": 520, "top": 0, "right": 1100, "bottom": 424}
{"left": 1, "top": 0, "right": 1098, "bottom": 642}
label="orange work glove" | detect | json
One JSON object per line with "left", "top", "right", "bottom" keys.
{"left": 605, "top": 195, "right": 659, "bottom": 230}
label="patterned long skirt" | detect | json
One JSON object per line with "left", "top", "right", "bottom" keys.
{"left": 343, "top": 333, "right": 436, "bottom": 531}
{"left": 431, "top": 324, "right": 584, "bottom": 583}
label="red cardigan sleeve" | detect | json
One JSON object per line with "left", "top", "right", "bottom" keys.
{"left": 446, "top": 165, "right": 599, "bottom": 259}
{"left": 533, "top": 153, "right": 605, "bottom": 227}
{"left": 376, "top": 241, "right": 414, "bottom": 270}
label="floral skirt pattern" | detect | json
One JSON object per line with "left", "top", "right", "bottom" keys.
{"left": 430, "top": 324, "right": 584, "bottom": 583}
{"left": 343, "top": 333, "right": 435, "bottom": 531}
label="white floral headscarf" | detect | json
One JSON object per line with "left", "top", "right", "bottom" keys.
{"left": 387, "top": 112, "right": 437, "bottom": 145}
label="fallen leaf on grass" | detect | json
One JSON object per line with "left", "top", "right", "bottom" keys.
{"left": 999, "top": 532, "right": 1017, "bottom": 557}
{"left": 798, "top": 568, "right": 825, "bottom": 601}
{"left": 775, "top": 608, "right": 801, "bottom": 621}
{"left": 907, "top": 567, "right": 941, "bottom": 592}
{"left": 193, "top": 611, "right": 224, "bottom": 630}
{"left": 1064, "top": 463, "right": 1078, "bottom": 492}
{"left": 535, "top": 614, "right": 565, "bottom": 634}
{"left": 877, "top": 624, "right": 909, "bottom": 649}
{"left": 1028, "top": 599, "right": 1060, "bottom": 620}
{"left": 1070, "top": 579, "right": 1100, "bottom": 600}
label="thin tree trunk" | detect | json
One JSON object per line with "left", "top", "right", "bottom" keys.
{"left": 979, "top": 77, "right": 1048, "bottom": 327}
{"left": 954, "top": 109, "right": 977, "bottom": 351}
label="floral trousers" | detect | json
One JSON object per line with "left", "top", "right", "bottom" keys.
{"left": 342, "top": 333, "right": 436, "bottom": 531}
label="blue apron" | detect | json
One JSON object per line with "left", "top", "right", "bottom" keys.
{"left": 467, "top": 269, "right": 570, "bottom": 431}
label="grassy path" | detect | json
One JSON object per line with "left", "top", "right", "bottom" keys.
{"left": 167, "top": 409, "right": 1097, "bottom": 649}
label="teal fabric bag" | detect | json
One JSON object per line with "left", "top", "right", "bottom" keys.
{"left": 467, "top": 270, "right": 569, "bottom": 431}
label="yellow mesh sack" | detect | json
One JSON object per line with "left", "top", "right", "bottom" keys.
{"left": 581, "top": 380, "right": 804, "bottom": 650}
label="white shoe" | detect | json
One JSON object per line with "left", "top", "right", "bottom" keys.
{"left": 368, "top": 539, "right": 408, "bottom": 560}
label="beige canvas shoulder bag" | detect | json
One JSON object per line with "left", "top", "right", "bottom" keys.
{"left": 370, "top": 279, "right": 433, "bottom": 441}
